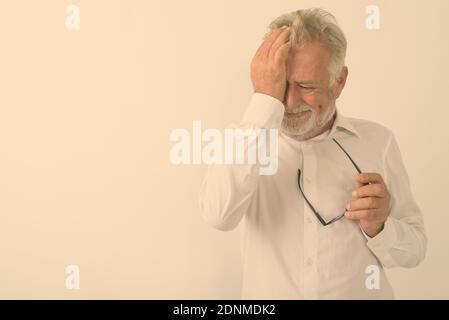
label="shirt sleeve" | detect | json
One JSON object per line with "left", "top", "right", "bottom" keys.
{"left": 198, "top": 93, "right": 284, "bottom": 231}
{"left": 364, "top": 132, "right": 427, "bottom": 268}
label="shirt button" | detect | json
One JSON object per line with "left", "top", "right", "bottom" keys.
{"left": 305, "top": 176, "right": 311, "bottom": 183}
{"left": 306, "top": 258, "right": 313, "bottom": 266}
{"left": 306, "top": 217, "right": 312, "bottom": 224}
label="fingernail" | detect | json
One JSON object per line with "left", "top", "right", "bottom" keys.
{"left": 281, "top": 25, "right": 288, "bottom": 29}
{"left": 346, "top": 203, "right": 350, "bottom": 210}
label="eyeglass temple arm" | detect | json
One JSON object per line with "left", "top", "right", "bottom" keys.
{"left": 332, "top": 138, "right": 362, "bottom": 174}
{"left": 297, "top": 139, "right": 362, "bottom": 226}
{"left": 297, "top": 169, "right": 327, "bottom": 226}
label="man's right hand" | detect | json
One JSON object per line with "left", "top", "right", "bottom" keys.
{"left": 250, "top": 26, "right": 292, "bottom": 102}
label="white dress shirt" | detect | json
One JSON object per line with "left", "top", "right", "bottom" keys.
{"left": 198, "top": 93, "right": 427, "bottom": 299}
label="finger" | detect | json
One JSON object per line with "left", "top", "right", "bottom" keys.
{"left": 346, "top": 197, "right": 380, "bottom": 211}
{"left": 269, "top": 27, "right": 291, "bottom": 60}
{"left": 257, "top": 27, "right": 287, "bottom": 58}
{"left": 273, "top": 41, "right": 291, "bottom": 67}
{"left": 355, "top": 172, "right": 384, "bottom": 185}
{"left": 345, "top": 209, "right": 378, "bottom": 220}
{"left": 355, "top": 177, "right": 364, "bottom": 190}
{"left": 354, "top": 174, "right": 364, "bottom": 191}
{"left": 263, "top": 25, "right": 286, "bottom": 40}
{"left": 352, "top": 183, "right": 388, "bottom": 198}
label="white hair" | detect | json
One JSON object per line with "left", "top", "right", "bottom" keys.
{"left": 267, "top": 8, "right": 347, "bottom": 88}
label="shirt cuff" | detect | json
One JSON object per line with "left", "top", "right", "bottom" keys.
{"left": 242, "top": 93, "right": 285, "bottom": 129}
{"left": 361, "top": 217, "right": 397, "bottom": 267}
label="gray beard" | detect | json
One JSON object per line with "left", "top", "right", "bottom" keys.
{"left": 281, "top": 106, "right": 336, "bottom": 141}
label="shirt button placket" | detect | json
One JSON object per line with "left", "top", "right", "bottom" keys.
{"left": 302, "top": 142, "right": 318, "bottom": 299}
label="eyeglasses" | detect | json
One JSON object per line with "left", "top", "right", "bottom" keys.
{"left": 297, "top": 138, "right": 362, "bottom": 226}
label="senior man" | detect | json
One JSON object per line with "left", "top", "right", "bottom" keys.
{"left": 198, "top": 8, "right": 426, "bottom": 299}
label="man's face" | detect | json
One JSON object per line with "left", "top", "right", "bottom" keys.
{"left": 281, "top": 40, "right": 342, "bottom": 140}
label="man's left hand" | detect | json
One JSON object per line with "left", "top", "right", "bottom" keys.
{"left": 345, "top": 172, "right": 391, "bottom": 238}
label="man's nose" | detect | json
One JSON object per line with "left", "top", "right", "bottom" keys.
{"left": 283, "top": 83, "right": 304, "bottom": 110}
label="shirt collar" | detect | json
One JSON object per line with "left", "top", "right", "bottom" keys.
{"left": 327, "top": 107, "right": 361, "bottom": 139}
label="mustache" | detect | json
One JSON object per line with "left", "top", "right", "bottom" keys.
{"left": 285, "top": 105, "right": 313, "bottom": 114}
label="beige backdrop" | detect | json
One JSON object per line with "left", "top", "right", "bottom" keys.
{"left": 0, "top": 0, "right": 448, "bottom": 299}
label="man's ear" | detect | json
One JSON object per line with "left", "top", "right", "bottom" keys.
{"left": 332, "top": 66, "right": 348, "bottom": 99}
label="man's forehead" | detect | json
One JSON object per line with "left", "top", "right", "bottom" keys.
{"left": 286, "top": 60, "right": 326, "bottom": 83}
{"left": 289, "top": 43, "right": 330, "bottom": 62}
{"left": 287, "top": 41, "right": 331, "bottom": 82}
